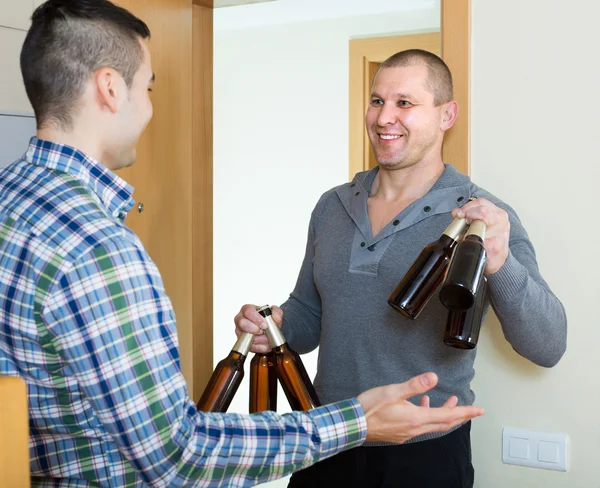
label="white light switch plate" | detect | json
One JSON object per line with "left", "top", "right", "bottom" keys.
{"left": 502, "top": 427, "right": 568, "bottom": 472}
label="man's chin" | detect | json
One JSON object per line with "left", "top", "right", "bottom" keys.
{"left": 114, "top": 155, "right": 136, "bottom": 171}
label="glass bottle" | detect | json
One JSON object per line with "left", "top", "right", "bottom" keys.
{"left": 257, "top": 305, "right": 321, "bottom": 411}
{"left": 196, "top": 332, "right": 253, "bottom": 413}
{"left": 388, "top": 217, "right": 468, "bottom": 319}
{"left": 439, "top": 220, "right": 487, "bottom": 311}
{"left": 249, "top": 351, "right": 278, "bottom": 413}
{"left": 443, "top": 276, "right": 488, "bottom": 349}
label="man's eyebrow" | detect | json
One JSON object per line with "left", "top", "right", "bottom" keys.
{"left": 370, "top": 91, "right": 414, "bottom": 100}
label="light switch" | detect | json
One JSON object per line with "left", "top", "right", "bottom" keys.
{"left": 502, "top": 427, "right": 568, "bottom": 472}
{"left": 538, "top": 441, "right": 559, "bottom": 463}
{"left": 509, "top": 437, "right": 529, "bottom": 460}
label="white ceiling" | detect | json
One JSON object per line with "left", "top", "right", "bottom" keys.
{"left": 214, "top": 0, "right": 436, "bottom": 29}
{"left": 214, "top": 0, "right": 276, "bottom": 8}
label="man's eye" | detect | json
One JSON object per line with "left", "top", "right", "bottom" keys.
{"left": 148, "top": 88, "right": 153, "bottom": 92}
{"left": 370, "top": 99, "right": 383, "bottom": 106}
{"left": 399, "top": 100, "right": 411, "bottom": 107}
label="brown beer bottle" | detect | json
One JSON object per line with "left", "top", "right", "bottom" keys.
{"left": 443, "top": 276, "right": 488, "bottom": 349}
{"left": 257, "top": 305, "right": 321, "bottom": 411}
{"left": 388, "top": 217, "right": 468, "bottom": 319}
{"left": 249, "top": 352, "right": 278, "bottom": 413}
{"left": 196, "top": 332, "right": 253, "bottom": 412}
{"left": 439, "top": 220, "right": 487, "bottom": 311}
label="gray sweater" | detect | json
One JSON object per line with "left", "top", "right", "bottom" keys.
{"left": 280, "top": 164, "right": 567, "bottom": 444}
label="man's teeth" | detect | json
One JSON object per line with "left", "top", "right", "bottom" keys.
{"left": 380, "top": 135, "right": 401, "bottom": 140}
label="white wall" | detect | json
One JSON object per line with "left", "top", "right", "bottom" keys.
{"left": 0, "top": 0, "right": 37, "bottom": 113}
{"left": 213, "top": 3, "right": 439, "bottom": 487}
{"left": 469, "top": 0, "right": 598, "bottom": 486}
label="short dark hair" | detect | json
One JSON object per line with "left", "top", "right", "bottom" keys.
{"left": 377, "top": 49, "right": 453, "bottom": 106}
{"left": 21, "top": 0, "right": 151, "bottom": 130}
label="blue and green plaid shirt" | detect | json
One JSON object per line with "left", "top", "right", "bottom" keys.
{"left": 0, "top": 138, "right": 367, "bottom": 487}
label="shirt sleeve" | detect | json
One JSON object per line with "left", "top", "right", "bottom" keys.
{"left": 39, "top": 238, "right": 367, "bottom": 487}
{"left": 486, "top": 203, "right": 567, "bottom": 368}
{"left": 280, "top": 205, "right": 325, "bottom": 354}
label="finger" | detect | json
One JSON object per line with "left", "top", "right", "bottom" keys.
{"left": 251, "top": 334, "right": 270, "bottom": 345}
{"left": 271, "top": 305, "right": 284, "bottom": 327}
{"left": 452, "top": 196, "right": 483, "bottom": 218}
{"left": 243, "top": 305, "right": 269, "bottom": 330}
{"left": 420, "top": 395, "right": 430, "bottom": 408}
{"left": 453, "top": 204, "right": 470, "bottom": 219}
{"left": 237, "top": 317, "right": 264, "bottom": 335}
{"left": 397, "top": 372, "right": 439, "bottom": 401}
{"left": 426, "top": 406, "right": 485, "bottom": 428}
{"left": 441, "top": 396, "right": 458, "bottom": 408}
{"left": 250, "top": 343, "right": 273, "bottom": 354}
{"left": 463, "top": 207, "right": 491, "bottom": 226}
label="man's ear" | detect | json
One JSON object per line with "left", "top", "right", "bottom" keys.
{"left": 94, "top": 68, "right": 122, "bottom": 114}
{"left": 440, "top": 100, "right": 459, "bottom": 132}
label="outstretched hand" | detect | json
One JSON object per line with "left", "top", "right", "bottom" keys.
{"left": 357, "top": 372, "right": 484, "bottom": 444}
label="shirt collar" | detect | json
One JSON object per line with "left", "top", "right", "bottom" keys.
{"left": 352, "top": 163, "right": 471, "bottom": 194}
{"left": 24, "top": 137, "right": 135, "bottom": 219}
{"left": 337, "top": 164, "right": 473, "bottom": 243}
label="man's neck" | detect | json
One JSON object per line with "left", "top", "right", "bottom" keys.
{"left": 370, "top": 159, "right": 445, "bottom": 204}
{"left": 37, "top": 126, "right": 105, "bottom": 167}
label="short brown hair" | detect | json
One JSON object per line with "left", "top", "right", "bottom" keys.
{"left": 377, "top": 49, "right": 453, "bottom": 106}
{"left": 21, "top": 0, "right": 151, "bottom": 130}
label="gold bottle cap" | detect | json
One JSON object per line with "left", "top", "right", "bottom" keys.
{"left": 466, "top": 220, "right": 486, "bottom": 240}
{"left": 442, "top": 217, "right": 468, "bottom": 241}
{"left": 257, "top": 305, "right": 286, "bottom": 348}
{"left": 232, "top": 332, "right": 253, "bottom": 355}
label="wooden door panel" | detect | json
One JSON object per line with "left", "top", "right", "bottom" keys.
{"left": 112, "top": 0, "right": 212, "bottom": 401}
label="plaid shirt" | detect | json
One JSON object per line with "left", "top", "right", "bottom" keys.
{"left": 0, "top": 138, "right": 367, "bottom": 487}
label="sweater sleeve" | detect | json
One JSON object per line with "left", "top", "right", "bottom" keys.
{"left": 280, "top": 205, "right": 323, "bottom": 354}
{"left": 486, "top": 203, "right": 567, "bottom": 367}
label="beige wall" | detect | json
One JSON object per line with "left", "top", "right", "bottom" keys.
{"left": 470, "top": 0, "right": 598, "bottom": 486}
{"left": 0, "top": 0, "right": 36, "bottom": 113}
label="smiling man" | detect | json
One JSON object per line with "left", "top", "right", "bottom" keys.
{"left": 234, "top": 49, "right": 567, "bottom": 487}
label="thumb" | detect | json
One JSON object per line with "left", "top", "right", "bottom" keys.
{"left": 397, "top": 373, "right": 438, "bottom": 401}
{"left": 272, "top": 305, "right": 284, "bottom": 326}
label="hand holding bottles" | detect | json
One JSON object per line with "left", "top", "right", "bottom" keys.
{"left": 451, "top": 197, "right": 510, "bottom": 274}
{"left": 357, "top": 372, "right": 484, "bottom": 444}
{"left": 200, "top": 304, "right": 319, "bottom": 413}
{"left": 234, "top": 303, "right": 284, "bottom": 353}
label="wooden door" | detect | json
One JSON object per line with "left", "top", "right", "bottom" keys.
{"left": 113, "top": 0, "right": 213, "bottom": 401}
{"left": 0, "top": 376, "right": 29, "bottom": 488}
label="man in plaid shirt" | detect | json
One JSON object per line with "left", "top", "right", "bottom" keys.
{"left": 0, "top": 0, "right": 484, "bottom": 486}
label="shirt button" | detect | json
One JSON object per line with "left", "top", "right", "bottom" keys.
{"left": 355, "top": 192, "right": 360, "bottom": 196}
{"left": 457, "top": 196, "right": 465, "bottom": 203}
{"left": 360, "top": 242, "right": 366, "bottom": 247}
{"left": 367, "top": 244, "right": 376, "bottom": 251}
{"left": 393, "top": 220, "right": 400, "bottom": 226}
{"left": 424, "top": 206, "right": 432, "bottom": 212}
